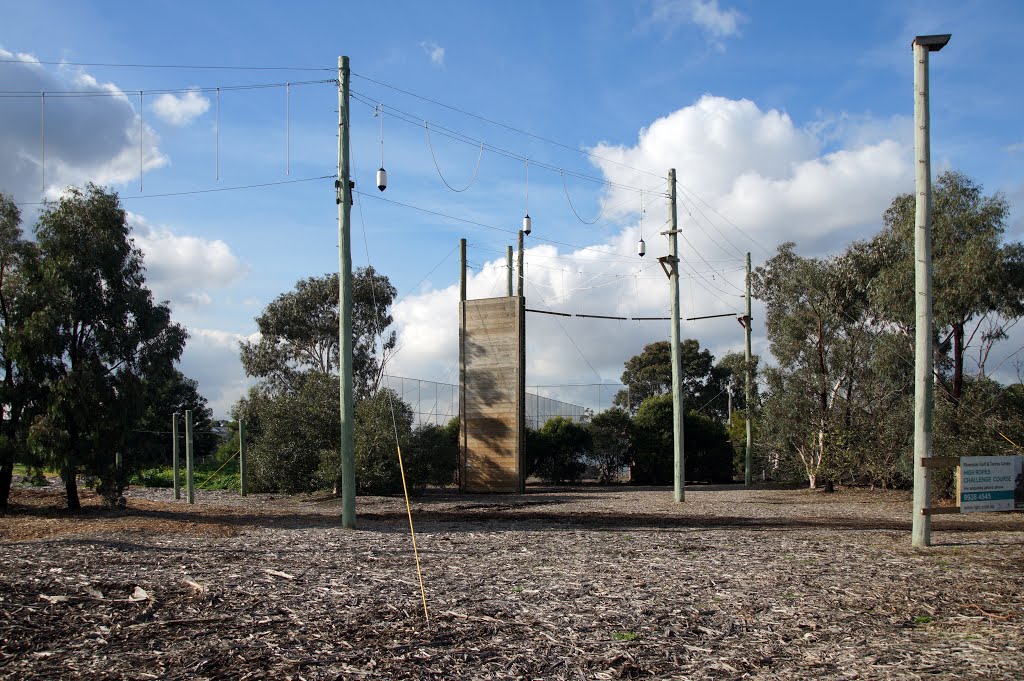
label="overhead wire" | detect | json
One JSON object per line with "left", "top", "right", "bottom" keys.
{"left": 0, "top": 78, "right": 336, "bottom": 98}
{"left": 0, "top": 58, "right": 334, "bottom": 71}
{"left": 350, "top": 71, "right": 665, "bottom": 181}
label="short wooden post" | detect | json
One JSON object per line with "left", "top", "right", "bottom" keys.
{"left": 172, "top": 412, "right": 180, "bottom": 500}
{"left": 185, "top": 409, "right": 195, "bottom": 505}
{"left": 239, "top": 419, "right": 248, "bottom": 497}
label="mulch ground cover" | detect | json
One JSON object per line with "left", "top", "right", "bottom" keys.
{"left": 1, "top": 481, "right": 1022, "bottom": 679}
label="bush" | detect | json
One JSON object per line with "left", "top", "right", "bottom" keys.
{"left": 407, "top": 423, "right": 459, "bottom": 488}
{"left": 587, "top": 409, "right": 634, "bottom": 483}
{"left": 352, "top": 388, "right": 413, "bottom": 495}
{"left": 528, "top": 417, "right": 590, "bottom": 484}
{"left": 632, "top": 395, "right": 734, "bottom": 484}
{"left": 132, "top": 468, "right": 174, "bottom": 488}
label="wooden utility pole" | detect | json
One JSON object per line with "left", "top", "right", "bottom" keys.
{"left": 912, "top": 34, "right": 950, "bottom": 548}
{"left": 338, "top": 56, "right": 356, "bottom": 529}
{"left": 239, "top": 419, "right": 247, "bottom": 497}
{"left": 185, "top": 409, "right": 195, "bottom": 505}
{"left": 665, "top": 169, "right": 684, "bottom": 503}
{"left": 459, "top": 238, "right": 467, "bottom": 489}
{"left": 172, "top": 412, "right": 180, "bottom": 500}
{"left": 744, "top": 251, "right": 753, "bottom": 487}
{"left": 506, "top": 245, "right": 513, "bottom": 297}
{"left": 517, "top": 230, "right": 525, "bottom": 297}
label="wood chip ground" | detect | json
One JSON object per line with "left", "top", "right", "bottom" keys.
{"left": 2, "top": 482, "right": 1022, "bottom": 679}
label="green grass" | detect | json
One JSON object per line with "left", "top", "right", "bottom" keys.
{"left": 912, "top": 615, "right": 933, "bottom": 625}
{"left": 129, "top": 461, "right": 240, "bottom": 492}
{"left": 612, "top": 631, "right": 639, "bottom": 642}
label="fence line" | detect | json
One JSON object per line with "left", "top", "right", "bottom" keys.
{"left": 379, "top": 374, "right": 590, "bottom": 429}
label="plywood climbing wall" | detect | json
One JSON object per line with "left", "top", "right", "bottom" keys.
{"left": 459, "top": 296, "right": 525, "bottom": 493}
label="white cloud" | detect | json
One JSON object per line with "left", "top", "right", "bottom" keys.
{"left": 651, "top": 0, "right": 747, "bottom": 44}
{"left": 128, "top": 212, "right": 246, "bottom": 309}
{"left": 388, "top": 95, "right": 916, "bottom": 410}
{"left": 419, "top": 41, "right": 446, "bottom": 66}
{"left": 177, "top": 328, "right": 260, "bottom": 418}
{"left": 0, "top": 47, "right": 167, "bottom": 203}
{"left": 150, "top": 90, "right": 210, "bottom": 126}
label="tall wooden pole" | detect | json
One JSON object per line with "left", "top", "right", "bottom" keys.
{"left": 911, "top": 34, "right": 950, "bottom": 547}
{"left": 668, "top": 169, "right": 685, "bottom": 503}
{"left": 517, "top": 230, "right": 525, "bottom": 297}
{"left": 185, "top": 409, "right": 195, "bottom": 505}
{"left": 506, "top": 245, "right": 513, "bottom": 297}
{"left": 459, "top": 238, "right": 467, "bottom": 490}
{"left": 744, "top": 252, "right": 753, "bottom": 487}
{"left": 338, "top": 56, "right": 356, "bottom": 529}
{"left": 172, "top": 412, "right": 180, "bottom": 500}
{"left": 239, "top": 419, "right": 247, "bottom": 497}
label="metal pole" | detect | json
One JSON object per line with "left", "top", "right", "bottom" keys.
{"left": 338, "top": 55, "right": 356, "bottom": 529}
{"left": 517, "top": 230, "right": 525, "bottom": 298}
{"left": 727, "top": 380, "right": 733, "bottom": 423}
{"left": 506, "top": 245, "right": 514, "bottom": 297}
{"left": 172, "top": 412, "right": 180, "bottom": 500}
{"left": 745, "top": 252, "right": 753, "bottom": 487}
{"left": 239, "top": 419, "right": 247, "bottom": 497}
{"left": 911, "top": 34, "right": 950, "bottom": 547}
{"left": 185, "top": 409, "right": 195, "bottom": 505}
{"left": 668, "top": 169, "right": 685, "bottom": 502}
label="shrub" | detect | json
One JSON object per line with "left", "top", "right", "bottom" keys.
{"left": 632, "top": 395, "right": 734, "bottom": 484}
{"left": 528, "top": 417, "right": 590, "bottom": 484}
{"left": 587, "top": 408, "right": 634, "bottom": 483}
{"left": 407, "top": 423, "right": 459, "bottom": 488}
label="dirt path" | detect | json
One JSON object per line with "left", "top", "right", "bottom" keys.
{"left": 2, "top": 483, "right": 1022, "bottom": 679}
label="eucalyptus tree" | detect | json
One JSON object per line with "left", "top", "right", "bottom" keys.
{"left": 240, "top": 266, "right": 396, "bottom": 398}
{"left": 871, "top": 171, "right": 1024, "bottom": 406}
{"left": 26, "top": 185, "right": 186, "bottom": 510}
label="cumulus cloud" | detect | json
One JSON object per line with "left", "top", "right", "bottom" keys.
{"left": 151, "top": 90, "right": 210, "bottom": 126}
{"left": 0, "top": 48, "right": 167, "bottom": 203}
{"left": 388, "top": 94, "right": 916, "bottom": 410}
{"left": 419, "top": 41, "right": 446, "bottom": 66}
{"left": 128, "top": 212, "right": 246, "bottom": 310}
{"left": 650, "top": 0, "right": 747, "bottom": 44}
{"left": 177, "top": 328, "right": 260, "bottom": 418}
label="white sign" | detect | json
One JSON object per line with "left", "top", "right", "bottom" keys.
{"left": 959, "top": 456, "right": 1017, "bottom": 513}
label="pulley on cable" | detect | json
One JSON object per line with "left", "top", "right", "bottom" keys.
{"left": 522, "top": 159, "right": 532, "bottom": 235}
{"left": 375, "top": 104, "right": 387, "bottom": 191}
{"left": 637, "top": 189, "right": 646, "bottom": 257}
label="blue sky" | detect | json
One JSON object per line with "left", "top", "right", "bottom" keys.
{"left": 2, "top": 0, "right": 1022, "bottom": 417}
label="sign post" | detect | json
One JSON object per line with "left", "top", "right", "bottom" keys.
{"left": 959, "top": 456, "right": 1019, "bottom": 513}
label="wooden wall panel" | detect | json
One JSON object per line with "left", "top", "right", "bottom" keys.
{"left": 460, "top": 296, "right": 524, "bottom": 493}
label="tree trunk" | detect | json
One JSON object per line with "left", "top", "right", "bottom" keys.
{"left": 65, "top": 469, "right": 81, "bottom": 511}
{"left": 952, "top": 321, "right": 964, "bottom": 406}
{"left": 0, "top": 460, "right": 12, "bottom": 511}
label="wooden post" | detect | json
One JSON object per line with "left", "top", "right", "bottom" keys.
{"left": 185, "top": 409, "right": 195, "bottom": 505}
{"left": 667, "top": 169, "right": 685, "bottom": 503}
{"left": 239, "top": 419, "right": 247, "bottom": 497}
{"left": 517, "top": 230, "right": 525, "bottom": 297}
{"left": 172, "top": 412, "right": 180, "bottom": 500}
{"left": 911, "top": 34, "right": 950, "bottom": 548}
{"left": 744, "top": 251, "right": 753, "bottom": 487}
{"left": 506, "top": 245, "right": 513, "bottom": 297}
{"left": 338, "top": 55, "right": 356, "bottom": 529}
{"left": 459, "top": 238, "right": 467, "bottom": 491}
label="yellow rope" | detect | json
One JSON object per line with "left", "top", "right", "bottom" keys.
{"left": 997, "top": 430, "right": 1023, "bottom": 451}
{"left": 196, "top": 449, "right": 239, "bottom": 490}
{"left": 394, "top": 442, "right": 430, "bottom": 624}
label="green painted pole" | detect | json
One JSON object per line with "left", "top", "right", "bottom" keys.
{"left": 745, "top": 252, "right": 753, "bottom": 487}
{"left": 239, "top": 419, "right": 247, "bottom": 497}
{"left": 172, "top": 412, "right": 180, "bottom": 500}
{"left": 506, "top": 245, "right": 513, "bottom": 296}
{"left": 911, "top": 34, "right": 950, "bottom": 547}
{"left": 668, "top": 169, "right": 685, "bottom": 503}
{"left": 338, "top": 56, "right": 356, "bottom": 529}
{"left": 185, "top": 409, "right": 195, "bottom": 505}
